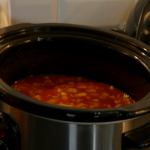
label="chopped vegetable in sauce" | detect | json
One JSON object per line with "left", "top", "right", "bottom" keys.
{"left": 11, "top": 74, "right": 134, "bottom": 109}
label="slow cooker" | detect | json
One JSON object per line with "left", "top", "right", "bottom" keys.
{"left": 0, "top": 23, "right": 150, "bottom": 150}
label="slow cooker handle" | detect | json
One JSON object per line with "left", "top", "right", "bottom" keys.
{"left": 0, "top": 112, "right": 20, "bottom": 150}
{"left": 110, "top": 28, "right": 126, "bottom": 35}
{"left": 122, "top": 121, "right": 150, "bottom": 149}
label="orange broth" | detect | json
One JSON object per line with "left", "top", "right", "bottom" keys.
{"left": 11, "top": 74, "right": 134, "bottom": 109}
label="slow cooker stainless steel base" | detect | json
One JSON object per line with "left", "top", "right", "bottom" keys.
{"left": 1, "top": 100, "right": 150, "bottom": 150}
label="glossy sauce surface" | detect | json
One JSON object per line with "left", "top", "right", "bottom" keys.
{"left": 11, "top": 75, "right": 134, "bottom": 109}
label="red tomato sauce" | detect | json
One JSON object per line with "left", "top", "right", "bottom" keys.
{"left": 11, "top": 74, "right": 134, "bottom": 109}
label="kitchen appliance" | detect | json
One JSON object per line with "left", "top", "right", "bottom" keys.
{"left": 113, "top": 0, "right": 150, "bottom": 47}
{"left": 0, "top": 23, "right": 150, "bottom": 150}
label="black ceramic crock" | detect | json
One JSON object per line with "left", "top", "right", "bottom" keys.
{"left": 0, "top": 23, "right": 150, "bottom": 122}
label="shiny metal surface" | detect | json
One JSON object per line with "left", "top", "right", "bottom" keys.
{"left": 112, "top": 0, "right": 150, "bottom": 46}
{"left": 124, "top": 0, "right": 150, "bottom": 46}
{"left": 1, "top": 101, "right": 150, "bottom": 150}
{"left": 124, "top": 0, "right": 149, "bottom": 38}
